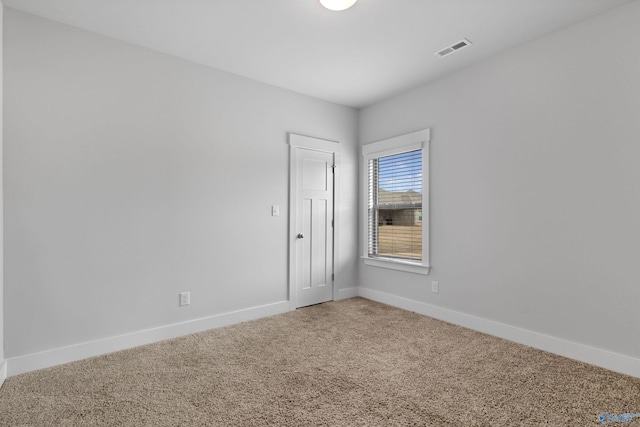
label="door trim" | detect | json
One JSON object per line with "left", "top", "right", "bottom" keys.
{"left": 288, "top": 133, "right": 341, "bottom": 311}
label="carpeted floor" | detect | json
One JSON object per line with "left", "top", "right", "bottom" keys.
{"left": 1, "top": 297, "right": 639, "bottom": 426}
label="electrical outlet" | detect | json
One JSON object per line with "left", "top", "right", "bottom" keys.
{"left": 179, "top": 292, "right": 190, "bottom": 306}
{"left": 431, "top": 281, "right": 439, "bottom": 293}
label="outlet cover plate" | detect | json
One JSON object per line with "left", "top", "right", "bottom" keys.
{"left": 431, "top": 281, "right": 439, "bottom": 293}
{"left": 179, "top": 292, "right": 190, "bottom": 306}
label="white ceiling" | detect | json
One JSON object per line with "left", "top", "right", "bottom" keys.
{"left": 3, "top": 0, "right": 632, "bottom": 108}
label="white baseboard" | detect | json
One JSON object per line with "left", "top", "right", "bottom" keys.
{"left": 358, "top": 287, "right": 640, "bottom": 379}
{"left": 8, "top": 289, "right": 639, "bottom": 380}
{"left": 336, "top": 286, "right": 359, "bottom": 300}
{"left": 7, "top": 300, "right": 289, "bottom": 377}
{"left": 0, "top": 360, "right": 7, "bottom": 388}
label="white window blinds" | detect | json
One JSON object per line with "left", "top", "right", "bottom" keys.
{"left": 367, "top": 149, "right": 422, "bottom": 261}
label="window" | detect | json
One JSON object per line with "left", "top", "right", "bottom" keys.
{"left": 368, "top": 150, "right": 422, "bottom": 260}
{"left": 362, "top": 129, "right": 430, "bottom": 275}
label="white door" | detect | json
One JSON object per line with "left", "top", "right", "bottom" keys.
{"left": 293, "top": 148, "right": 334, "bottom": 308}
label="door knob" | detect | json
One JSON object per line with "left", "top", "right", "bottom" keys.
{"left": 297, "top": 233, "right": 304, "bottom": 239}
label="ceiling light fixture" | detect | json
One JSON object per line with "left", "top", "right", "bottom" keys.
{"left": 319, "top": 0, "right": 357, "bottom": 11}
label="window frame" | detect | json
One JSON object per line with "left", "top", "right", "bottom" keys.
{"left": 361, "top": 129, "right": 431, "bottom": 275}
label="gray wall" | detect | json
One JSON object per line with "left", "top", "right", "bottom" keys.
{"left": 359, "top": 1, "right": 640, "bottom": 359}
{"left": 1, "top": 4, "right": 5, "bottom": 375}
{"left": 4, "top": 9, "right": 359, "bottom": 358}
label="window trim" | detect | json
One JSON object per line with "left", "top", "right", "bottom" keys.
{"left": 362, "top": 129, "right": 431, "bottom": 275}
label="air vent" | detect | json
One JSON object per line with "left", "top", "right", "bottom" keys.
{"left": 435, "top": 38, "right": 472, "bottom": 58}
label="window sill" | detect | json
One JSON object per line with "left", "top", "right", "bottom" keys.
{"left": 362, "top": 257, "right": 431, "bottom": 275}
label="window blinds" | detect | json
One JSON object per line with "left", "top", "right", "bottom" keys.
{"left": 367, "top": 149, "right": 422, "bottom": 261}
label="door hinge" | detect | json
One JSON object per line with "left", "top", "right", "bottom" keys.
{"left": 331, "top": 164, "right": 336, "bottom": 173}
{"left": 331, "top": 219, "right": 334, "bottom": 228}
{"left": 332, "top": 273, "right": 335, "bottom": 281}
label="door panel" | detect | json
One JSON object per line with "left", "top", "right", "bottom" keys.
{"left": 302, "top": 198, "right": 312, "bottom": 290}
{"left": 303, "top": 158, "right": 328, "bottom": 191}
{"left": 312, "top": 198, "right": 328, "bottom": 288}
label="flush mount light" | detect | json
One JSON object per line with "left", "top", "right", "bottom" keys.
{"left": 319, "top": 0, "right": 358, "bottom": 11}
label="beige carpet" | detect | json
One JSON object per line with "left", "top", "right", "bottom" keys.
{"left": 1, "top": 297, "right": 639, "bottom": 426}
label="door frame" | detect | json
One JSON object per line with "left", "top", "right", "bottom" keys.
{"left": 288, "top": 133, "right": 341, "bottom": 311}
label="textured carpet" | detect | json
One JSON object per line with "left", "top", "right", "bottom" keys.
{"left": 1, "top": 297, "right": 639, "bottom": 426}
